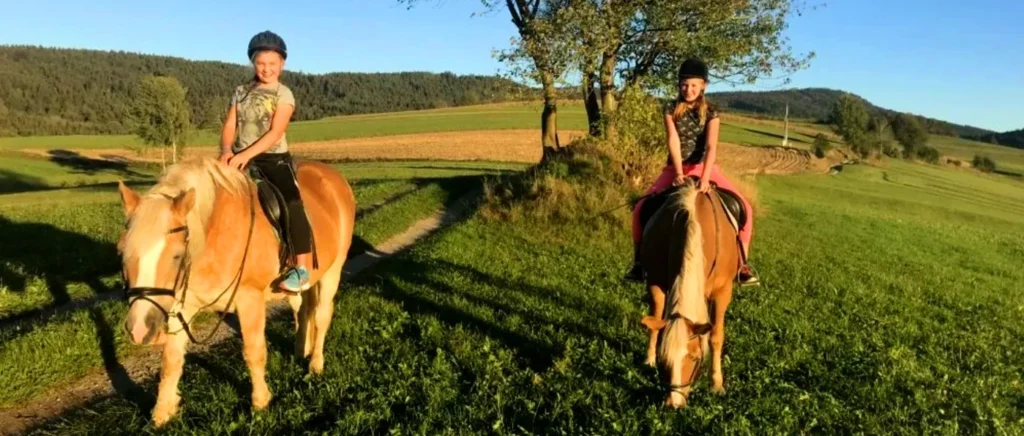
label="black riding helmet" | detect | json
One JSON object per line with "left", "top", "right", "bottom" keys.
{"left": 248, "top": 30, "right": 287, "bottom": 60}
{"left": 678, "top": 57, "right": 709, "bottom": 82}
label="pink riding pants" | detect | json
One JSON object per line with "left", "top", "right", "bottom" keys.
{"left": 632, "top": 164, "right": 753, "bottom": 259}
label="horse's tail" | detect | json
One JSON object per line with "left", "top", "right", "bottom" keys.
{"left": 658, "top": 182, "right": 708, "bottom": 366}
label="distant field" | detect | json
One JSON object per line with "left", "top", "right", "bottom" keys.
{"left": 928, "top": 134, "right": 1024, "bottom": 175}
{"left": 0, "top": 101, "right": 842, "bottom": 153}
{"left": 2, "top": 100, "right": 1022, "bottom": 179}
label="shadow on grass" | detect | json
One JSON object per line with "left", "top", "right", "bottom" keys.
{"left": 0, "top": 216, "right": 120, "bottom": 324}
{"left": 46, "top": 149, "right": 150, "bottom": 178}
{"left": 0, "top": 169, "right": 50, "bottom": 194}
{"left": 738, "top": 126, "right": 810, "bottom": 145}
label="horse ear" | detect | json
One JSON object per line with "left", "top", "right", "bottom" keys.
{"left": 117, "top": 180, "right": 140, "bottom": 217}
{"left": 173, "top": 188, "right": 196, "bottom": 218}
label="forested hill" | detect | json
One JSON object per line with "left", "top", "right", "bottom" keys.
{"left": 0, "top": 46, "right": 528, "bottom": 136}
{"left": 707, "top": 88, "right": 995, "bottom": 138}
{"left": 971, "top": 128, "right": 1024, "bottom": 149}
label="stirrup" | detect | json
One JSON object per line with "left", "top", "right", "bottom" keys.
{"left": 279, "top": 265, "right": 311, "bottom": 293}
{"left": 738, "top": 266, "right": 760, "bottom": 287}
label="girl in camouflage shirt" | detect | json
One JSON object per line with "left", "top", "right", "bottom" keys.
{"left": 219, "top": 30, "right": 314, "bottom": 293}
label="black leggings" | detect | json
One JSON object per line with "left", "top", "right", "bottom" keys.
{"left": 248, "top": 153, "right": 312, "bottom": 256}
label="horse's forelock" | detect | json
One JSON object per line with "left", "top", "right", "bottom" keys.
{"left": 124, "top": 157, "right": 251, "bottom": 260}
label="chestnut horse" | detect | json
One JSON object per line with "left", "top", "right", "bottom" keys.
{"left": 638, "top": 179, "right": 740, "bottom": 408}
{"left": 116, "top": 157, "right": 355, "bottom": 427}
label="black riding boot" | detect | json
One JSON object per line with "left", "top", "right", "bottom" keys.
{"left": 624, "top": 242, "right": 644, "bottom": 282}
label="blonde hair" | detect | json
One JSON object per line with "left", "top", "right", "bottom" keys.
{"left": 672, "top": 91, "right": 710, "bottom": 127}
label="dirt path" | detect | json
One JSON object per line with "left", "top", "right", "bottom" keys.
{"left": 0, "top": 189, "right": 482, "bottom": 436}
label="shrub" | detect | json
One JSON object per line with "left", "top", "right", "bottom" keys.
{"left": 813, "top": 133, "right": 832, "bottom": 158}
{"left": 972, "top": 154, "right": 997, "bottom": 173}
{"left": 915, "top": 145, "right": 940, "bottom": 164}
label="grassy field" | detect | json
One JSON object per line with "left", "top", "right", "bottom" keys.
{"left": 929, "top": 134, "right": 1024, "bottom": 175}
{"left": 14, "top": 153, "right": 1022, "bottom": 434}
{"left": 3, "top": 100, "right": 1022, "bottom": 179}
{"left": 0, "top": 158, "right": 523, "bottom": 410}
{"left": 2, "top": 99, "right": 1024, "bottom": 434}
{"left": 0, "top": 102, "right": 590, "bottom": 150}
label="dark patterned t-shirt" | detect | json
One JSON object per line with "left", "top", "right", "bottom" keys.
{"left": 663, "top": 100, "right": 719, "bottom": 165}
{"left": 231, "top": 83, "right": 295, "bottom": 154}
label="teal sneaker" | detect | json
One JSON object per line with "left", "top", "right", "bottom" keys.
{"left": 279, "top": 266, "right": 311, "bottom": 293}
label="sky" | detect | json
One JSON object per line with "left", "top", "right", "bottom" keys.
{"left": 1, "top": 0, "right": 1021, "bottom": 132}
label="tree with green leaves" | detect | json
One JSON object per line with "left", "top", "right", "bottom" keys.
{"left": 131, "top": 75, "right": 191, "bottom": 168}
{"left": 399, "top": 0, "right": 571, "bottom": 156}
{"left": 889, "top": 113, "right": 928, "bottom": 159}
{"left": 829, "top": 94, "right": 871, "bottom": 158}
{"left": 399, "top": 0, "right": 816, "bottom": 156}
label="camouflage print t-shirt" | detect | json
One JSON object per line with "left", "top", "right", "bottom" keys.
{"left": 663, "top": 100, "right": 719, "bottom": 165}
{"left": 231, "top": 83, "right": 295, "bottom": 154}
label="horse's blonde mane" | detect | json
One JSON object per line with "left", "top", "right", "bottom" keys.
{"left": 658, "top": 180, "right": 707, "bottom": 367}
{"left": 123, "top": 157, "right": 251, "bottom": 260}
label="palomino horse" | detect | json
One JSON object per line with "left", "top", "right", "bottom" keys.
{"left": 638, "top": 178, "right": 740, "bottom": 408}
{"left": 115, "top": 156, "right": 356, "bottom": 427}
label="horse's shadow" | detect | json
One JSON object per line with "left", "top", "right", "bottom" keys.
{"left": 46, "top": 149, "right": 150, "bottom": 178}
{"left": 0, "top": 216, "right": 121, "bottom": 324}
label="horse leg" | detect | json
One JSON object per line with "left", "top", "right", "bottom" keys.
{"left": 642, "top": 284, "right": 666, "bottom": 367}
{"left": 710, "top": 285, "right": 733, "bottom": 394}
{"left": 152, "top": 328, "right": 190, "bottom": 427}
{"left": 235, "top": 290, "right": 272, "bottom": 410}
{"left": 308, "top": 255, "right": 344, "bottom": 375}
{"left": 286, "top": 293, "right": 311, "bottom": 360}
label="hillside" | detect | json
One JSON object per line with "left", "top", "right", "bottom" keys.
{"left": 0, "top": 46, "right": 529, "bottom": 137}
{"left": 970, "top": 128, "right": 1024, "bottom": 150}
{"left": 707, "top": 88, "right": 995, "bottom": 139}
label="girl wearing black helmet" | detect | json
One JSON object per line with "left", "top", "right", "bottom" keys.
{"left": 220, "top": 30, "right": 314, "bottom": 293}
{"left": 626, "top": 57, "right": 758, "bottom": 286}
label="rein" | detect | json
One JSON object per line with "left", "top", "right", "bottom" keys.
{"left": 124, "top": 185, "right": 257, "bottom": 344}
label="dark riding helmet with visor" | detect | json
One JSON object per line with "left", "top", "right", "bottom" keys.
{"left": 248, "top": 30, "right": 287, "bottom": 60}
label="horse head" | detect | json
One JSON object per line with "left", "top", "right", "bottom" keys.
{"left": 117, "top": 181, "right": 197, "bottom": 345}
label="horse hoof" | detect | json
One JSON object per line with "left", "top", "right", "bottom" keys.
{"left": 252, "top": 390, "right": 272, "bottom": 410}
{"left": 309, "top": 358, "right": 324, "bottom": 375}
{"left": 644, "top": 357, "right": 656, "bottom": 368}
{"left": 711, "top": 385, "right": 726, "bottom": 395}
{"left": 152, "top": 404, "right": 178, "bottom": 428}
{"left": 664, "top": 396, "right": 687, "bottom": 409}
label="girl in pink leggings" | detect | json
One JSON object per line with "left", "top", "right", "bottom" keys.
{"left": 625, "top": 57, "right": 758, "bottom": 286}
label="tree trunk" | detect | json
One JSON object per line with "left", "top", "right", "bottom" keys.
{"left": 172, "top": 141, "right": 178, "bottom": 164}
{"left": 161, "top": 146, "right": 166, "bottom": 171}
{"left": 540, "top": 71, "right": 560, "bottom": 160}
{"left": 582, "top": 64, "right": 602, "bottom": 137}
{"left": 598, "top": 51, "right": 618, "bottom": 138}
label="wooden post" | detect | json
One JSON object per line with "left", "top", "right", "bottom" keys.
{"left": 782, "top": 104, "right": 790, "bottom": 147}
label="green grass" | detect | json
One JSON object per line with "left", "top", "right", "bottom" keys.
{"left": 0, "top": 102, "right": 589, "bottom": 150}
{"left": 0, "top": 160, "right": 517, "bottom": 409}
{"left": 928, "top": 135, "right": 1024, "bottom": 176}
{"left": 0, "top": 153, "right": 157, "bottom": 194}
{"left": 25, "top": 158, "right": 1024, "bottom": 434}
